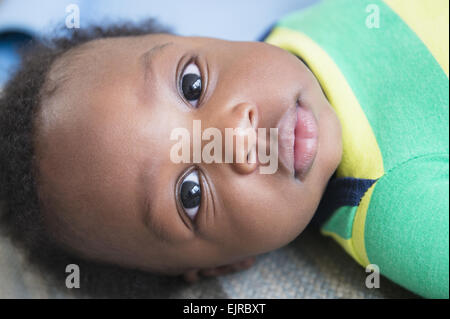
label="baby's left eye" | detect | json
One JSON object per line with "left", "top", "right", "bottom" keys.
{"left": 179, "top": 170, "right": 201, "bottom": 221}
{"left": 180, "top": 62, "right": 202, "bottom": 107}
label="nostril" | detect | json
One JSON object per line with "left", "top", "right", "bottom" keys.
{"left": 247, "top": 144, "right": 257, "bottom": 164}
{"left": 249, "top": 109, "right": 257, "bottom": 129}
{"left": 233, "top": 102, "right": 258, "bottom": 130}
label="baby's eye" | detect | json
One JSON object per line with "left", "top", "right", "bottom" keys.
{"left": 179, "top": 170, "right": 201, "bottom": 220}
{"left": 180, "top": 62, "right": 202, "bottom": 108}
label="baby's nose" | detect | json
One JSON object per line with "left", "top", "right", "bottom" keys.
{"left": 227, "top": 102, "right": 259, "bottom": 175}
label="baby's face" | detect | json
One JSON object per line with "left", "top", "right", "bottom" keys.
{"left": 35, "top": 33, "right": 342, "bottom": 275}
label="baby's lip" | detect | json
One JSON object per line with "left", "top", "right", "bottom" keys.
{"left": 276, "top": 100, "right": 319, "bottom": 180}
{"left": 276, "top": 105, "right": 297, "bottom": 176}
{"left": 294, "top": 100, "right": 318, "bottom": 180}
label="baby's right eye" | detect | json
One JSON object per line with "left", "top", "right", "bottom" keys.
{"left": 179, "top": 170, "right": 201, "bottom": 221}
{"left": 180, "top": 62, "right": 202, "bottom": 108}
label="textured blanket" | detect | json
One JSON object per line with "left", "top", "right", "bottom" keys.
{"left": 0, "top": 205, "right": 417, "bottom": 298}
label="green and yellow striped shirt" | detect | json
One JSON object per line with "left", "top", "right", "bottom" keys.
{"left": 265, "top": 0, "right": 449, "bottom": 298}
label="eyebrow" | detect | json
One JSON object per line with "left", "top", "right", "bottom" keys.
{"left": 140, "top": 42, "right": 174, "bottom": 83}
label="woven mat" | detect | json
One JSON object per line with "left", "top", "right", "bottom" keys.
{"left": 0, "top": 209, "right": 418, "bottom": 299}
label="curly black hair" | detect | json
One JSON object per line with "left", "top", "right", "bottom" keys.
{"left": 0, "top": 19, "right": 198, "bottom": 298}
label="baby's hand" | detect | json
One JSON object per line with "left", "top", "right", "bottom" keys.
{"left": 182, "top": 257, "right": 256, "bottom": 283}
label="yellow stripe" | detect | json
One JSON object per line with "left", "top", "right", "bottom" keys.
{"left": 352, "top": 182, "right": 378, "bottom": 267}
{"left": 265, "top": 27, "right": 384, "bottom": 180}
{"left": 384, "top": 0, "right": 449, "bottom": 77}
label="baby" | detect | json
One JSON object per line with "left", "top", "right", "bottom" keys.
{"left": 0, "top": 19, "right": 342, "bottom": 279}
{"left": 0, "top": 0, "right": 448, "bottom": 298}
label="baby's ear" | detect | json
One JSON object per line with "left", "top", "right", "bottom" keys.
{"left": 182, "top": 257, "right": 256, "bottom": 283}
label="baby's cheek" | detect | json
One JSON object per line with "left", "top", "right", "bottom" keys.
{"left": 222, "top": 203, "right": 300, "bottom": 254}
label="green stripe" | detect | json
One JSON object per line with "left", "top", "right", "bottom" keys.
{"left": 277, "top": 0, "right": 449, "bottom": 172}
{"left": 322, "top": 206, "right": 358, "bottom": 240}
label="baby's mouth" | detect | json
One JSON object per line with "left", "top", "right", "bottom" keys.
{"left": 277, "top": 100, "right": 318, "bottom": 180}
{"left": 293, "top": 100, "right": 319, "bottom": 180}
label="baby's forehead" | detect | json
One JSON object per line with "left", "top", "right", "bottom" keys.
{"left": 37, "top": 32, "right": 179, "bottom": 141}
{"left": 34, "top": 36, "right": 155, "bottom": 215}
{"left": 40, "top": 36, "right": 147, "bottom": 119}
{"left": 44, "top": 38, "right": 127, "bottom": 94}
{"left": 44, "top": 33, "right": 167, "bottom": 98}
